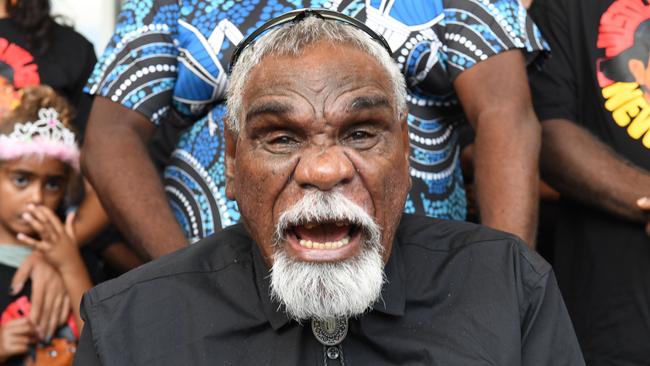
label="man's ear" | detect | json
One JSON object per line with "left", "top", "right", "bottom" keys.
{"left": 224, "top": 122, "right": 237, "bottom": 200}
{"left": 629, "top": 59, "right": 646, "bottom": 85}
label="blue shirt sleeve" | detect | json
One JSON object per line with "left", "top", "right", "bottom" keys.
{"left": 85, "top": 0, "right": 180, "bottom": 125}
{"left": 442, "top": 0, "right": 548, "bottom": 81}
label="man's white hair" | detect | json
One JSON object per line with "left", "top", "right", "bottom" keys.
{"left": 226, "top": 15, "right": 407, "bottom": 134}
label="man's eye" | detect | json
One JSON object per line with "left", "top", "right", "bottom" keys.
{"left": 269, "top": 135, "right": 297, "bottom": 145}
{"left": 343, "top": 129, "right": 378, "bottom": 149}
{"left": 264, "top": 134, "right": 300, "bottom": 153}
{"left": 11, "top": 175, "right": 28, "bottom": 188}
{"left": 348, "top": 131, "right": 372, "bottom": 140}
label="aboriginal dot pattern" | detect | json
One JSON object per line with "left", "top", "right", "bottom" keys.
{"left": 86, "top": 0, "right": 547, "bottom": 240}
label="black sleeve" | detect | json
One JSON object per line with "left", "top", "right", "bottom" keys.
{"left": 71, "top": 39, "right": 98, "bottom": 139}
{"left": 520, "top": 271, "right": 585, "bottom": 365}
{"left": 528, "top": 0, "right": 578, "bottom": 123}
{"left": 73, "top": 296, "right": 103, "bottom": 366}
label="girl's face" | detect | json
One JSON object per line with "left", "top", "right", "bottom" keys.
{"left": 0, "top": 155, "right": 69, "bottom": 241}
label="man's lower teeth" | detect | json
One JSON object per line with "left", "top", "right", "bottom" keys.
{"left": 299, "top": 236, "right": 350, "bottom": 249}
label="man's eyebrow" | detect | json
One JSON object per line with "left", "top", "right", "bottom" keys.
{"left": 245, "top": 101, "right": 295, "bottom": 121}
{"left": 345, "top": 95, "right": 392, "bottom": 113}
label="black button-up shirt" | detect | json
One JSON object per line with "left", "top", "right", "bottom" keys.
{"left": 74, "top": 215, "right": 584, "bottom": 365}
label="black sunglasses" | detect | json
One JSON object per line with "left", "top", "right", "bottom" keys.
{"left": 228, "top": 8, "right": 392, "bottom": 73}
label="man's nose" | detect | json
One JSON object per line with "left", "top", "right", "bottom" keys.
{"left": 294, "top": 146, "right": 355, "bottom": 191}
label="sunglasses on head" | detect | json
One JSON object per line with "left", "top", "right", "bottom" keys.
{"left": 228, "top": 8, "right": 392, "bottom": 73}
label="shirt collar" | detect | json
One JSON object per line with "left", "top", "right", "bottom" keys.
{"left": 372, "top": 239, "right": 406, "bottom": 317}
{"left": 251, "top": 235, "right": 406, "bottom": 331}
{"left": 251, "top": 242, "right": 292, "bottom": 330}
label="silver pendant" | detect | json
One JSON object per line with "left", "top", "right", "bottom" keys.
{"left": 311, "top": 317, "right": 348, "bottom": 346}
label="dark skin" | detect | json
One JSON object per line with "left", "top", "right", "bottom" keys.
{"left": 541, "top": 118, "right": 650, "bottom": 236}
{"left": 71, "top": 180, "right": 144, "bottom": 271}
{"left": 454, "top": 50, "right": 541, "bottom": 246}
{"left": 82, "top": 40, "right": 539, "bottom": 258}
{"left": 81, "top": 100, "right": 187, "bottom": 259}
{"left": 225, "top": 41, "right": 411, "bottom": 266}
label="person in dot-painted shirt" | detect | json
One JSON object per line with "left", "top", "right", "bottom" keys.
{"left": 83, "top": 0, "right": 547, "bottom": 258}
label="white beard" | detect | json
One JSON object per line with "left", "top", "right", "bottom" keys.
{"left": 270, "top": 191, "right": 385, "bottom": 321}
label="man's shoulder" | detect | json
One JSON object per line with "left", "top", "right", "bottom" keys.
{"left": 397, "top": 213, "right": 524, "bottom": 250}
{"left": 397, "top": 214, "right": 551, "bottom": 277}
{"left": 85, "top": 224, "right": 253, "bottom": 304}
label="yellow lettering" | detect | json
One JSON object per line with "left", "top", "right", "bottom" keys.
{"left": 612, "top": 96, "right": 646, "bottom": 127}
{"left": 603, "top": 82, "right": 644, "bottom": 118}
{"left": 628, "top": 106, "right": 650, "bottom": 139}
{"left": 602, "top": 82, "right": 650, "bottom": 150}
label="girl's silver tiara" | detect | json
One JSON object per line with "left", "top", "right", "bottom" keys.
{"left": 0, "top": 107, "right": 80, "bottom": 170}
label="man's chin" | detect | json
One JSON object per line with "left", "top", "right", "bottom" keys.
{"left": 270, "top": 246, "right": 385, "bottom": 321}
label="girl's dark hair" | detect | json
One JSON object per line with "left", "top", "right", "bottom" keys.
{"left": 6, "top": 0, "right": 55, "bottom": 55}
{"left": 0, "top": 84, "right": 75, "bottom": 134}
{"left": 0, "top": 84, "right": 79, "bottom": 206}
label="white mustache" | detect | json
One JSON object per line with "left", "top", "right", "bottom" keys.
{"left": 274, "top": 190, "right": 381, "bottom": 250}
{"left": 270, "top": 190, "right": 386, "bottom": 321}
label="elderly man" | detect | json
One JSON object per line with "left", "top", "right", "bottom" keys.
{"left": 83, "top": 0, "right": 545, "bottom": 258}
{"left": 74, "top": 12, "right": 582, "bottom": 365}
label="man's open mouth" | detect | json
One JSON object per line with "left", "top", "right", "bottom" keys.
{"left": 287, "top": 221, "right": 361, "bottom": 250}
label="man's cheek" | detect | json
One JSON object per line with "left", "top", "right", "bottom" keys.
{"left": 236, "top": 164, "right": 283, "bottom": 220}
{"left": 380, "top": 162, "right": 410, "bottom": 212}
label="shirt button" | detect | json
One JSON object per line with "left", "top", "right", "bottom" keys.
{"left": 326, "top": 346, "right": 340, "bottom": 360}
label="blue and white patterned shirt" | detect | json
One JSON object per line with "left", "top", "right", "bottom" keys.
{"left": 86, "top": 0, "right": 547, "bottom": 242}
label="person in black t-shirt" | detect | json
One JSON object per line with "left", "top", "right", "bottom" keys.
{"left": 529, "top": 0, "right": 650, "bottom": 363}
{"left": 0, "top": 0, "right": 96, "bottom": 134}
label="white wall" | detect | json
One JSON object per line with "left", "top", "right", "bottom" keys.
{"left": 51, "top": 0, "right": 119, "bottom": 55}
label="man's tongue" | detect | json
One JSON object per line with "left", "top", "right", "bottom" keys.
{"left": 294, "top": 223, "right": 351, "bottom": 243}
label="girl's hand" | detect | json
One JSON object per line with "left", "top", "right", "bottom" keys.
{"left": 16, "top": 205, "right": 92, "bottom": 337}
{"left": 9, "top": 253, "right": 70, "bottom": 341}
{"left": 0, "top": 318, "right": 36, "bottom": 362}
{"left": 16, "top": 204, "right": 78, "bottom": 273}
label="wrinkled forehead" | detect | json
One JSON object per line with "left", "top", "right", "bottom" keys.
{"left": 241, "top": 41, "right": 396, "bottom": 111}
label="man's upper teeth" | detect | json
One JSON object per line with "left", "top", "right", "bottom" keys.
{"left": 299, "top": 236, "right": 350, "bottom": 249}
{"left": 303, "top": 222, "right": 347, "bottom": 229}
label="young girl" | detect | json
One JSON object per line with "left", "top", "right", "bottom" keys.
{"left": 0, "top": 85, "right": 91, "bottom": 365}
